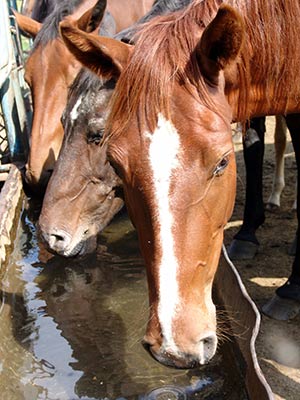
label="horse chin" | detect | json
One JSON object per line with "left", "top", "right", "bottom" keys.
{"left": 64, "top": 236, "right": 97, "bottom": 258}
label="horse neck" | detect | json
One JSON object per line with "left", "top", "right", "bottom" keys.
{"left": 224, "top": 0, "right": 300, "bottom": 122}
{"left": 227, "top": 55, "right": 300, "bottom": 123}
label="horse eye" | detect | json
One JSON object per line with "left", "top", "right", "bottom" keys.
{"left": 87, "top": 130, "right": 104, "bottom": 145}
{"left": 61, "top": 112, "right": 66, "bottom": 127}
{"left": 214, "top": 156, "right": 229, "bottom": 177}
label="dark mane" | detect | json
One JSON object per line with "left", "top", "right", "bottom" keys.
{"left": 32, "top": 0, "right": 83, "bottom": 49}
{"left": 31, "top": 0, "right": 58, "bottom": 23}
{"left": 67, "top": 68, "right": 107, "bottom": 105}
{"left": 108, "top": 0, "right": 300, "bottom": 137}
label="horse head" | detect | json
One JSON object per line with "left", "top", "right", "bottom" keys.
{"left": 39, "top": 69, "right": 123, "bottom": 257}
{"left": 14, "top": 0, "right": 110, "bottom": 192}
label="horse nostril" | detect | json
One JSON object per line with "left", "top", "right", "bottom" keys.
{"left": 46, "top": 230, "right": 71, "bottom": 252}
{"left": 203, "top": 335, "right": 215, "bottom": 346}
{"left": 51, "top": 233, "right": 65, "bottom": 242}
{"left": 199, "top": 333, "right": 217, "bottom": 363}
{"left": 142, "top": 340, "right": 151, "bottom": 352}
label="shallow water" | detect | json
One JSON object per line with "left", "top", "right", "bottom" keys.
{"left": 0, "top": 200, "right": 248, "bottom": 400}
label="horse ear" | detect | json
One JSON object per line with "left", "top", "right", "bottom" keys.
{"left": 76, "top": 0, "right": 107, "bottom": 33}
{"left": 198, "top": 5, "right": 244, "bottom": 84}
{"left": 13, "top": 10, "right": 42, "bottom": 38}
{"left": 59, "top": 20, "right": 132, "bottom": 78}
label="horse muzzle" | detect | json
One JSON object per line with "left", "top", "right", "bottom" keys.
{"left": 142, "top": 331, "right": 218, "bottom": 368}
{"left": 38, "top": 223, "right": 96, "bottom": 258}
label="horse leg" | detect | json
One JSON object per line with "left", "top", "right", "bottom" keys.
{"left": 262, "top": 113, "right": 300, "bottom": 320}
{"left": 289, "top": 180, "right": 298, "bottom": 256}
{"left": 228, "top": 117, "right": 266, "bottom": 260}
{"left": 293, "top": 182, "right": 297, "bottom": 210}
{"left": 266, "top": 115, "right": 297, "bottom": 255}
{"left": 266, "top": 115, "right": 287, "bottom": 210}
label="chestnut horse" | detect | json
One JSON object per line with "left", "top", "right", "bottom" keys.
{"left": 14, "top": 0, "right": 154, "bottom": 191}
{"left": 58, "top": 0, "right": 300, "bottom": 368}
{"left": 39, "top": 0, "right": 192, "bottom": 257}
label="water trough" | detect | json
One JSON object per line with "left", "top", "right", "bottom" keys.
{"left": 0, "top": 166, "right": 275, "bottom": 400}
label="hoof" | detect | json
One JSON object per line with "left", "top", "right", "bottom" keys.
{"left": 288, "top": 233, "right": 297, "bottom": 256}
{"left": 276, "top": 280, "right": 300, "bottom": 302}
{"left": 262, "top": 294, "right": 300, "bottom": 320}
{"left": 227, "top": 239, "right": 258, "bottom": 260}
{"left": 265, "top": 202, "right": 280, "bottom": 212}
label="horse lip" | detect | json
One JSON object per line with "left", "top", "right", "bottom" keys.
{"left": 143, "top": 341, "right": 199, "bottom": 369}
{"left": 62, "top": 240, "right": 85, "bottom": 258}
{"left": 44, "top": 236, "right": 85, "bottom": 258}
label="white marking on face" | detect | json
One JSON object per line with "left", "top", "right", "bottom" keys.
{"left": 70, "top": 96, "right": 82, "bottom": 122}
{"left": 146, "top": 113, "right": 181, "bottom": 353}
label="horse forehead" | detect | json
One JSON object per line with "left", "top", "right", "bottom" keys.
{"left": 141, "top": 114, "right": 216, "bottom": 169}
{"left": 145, "top": 114, "right": 181, "bottom": 169}
{"left": 68, "top": 88, "right": 110, "bottom": 124}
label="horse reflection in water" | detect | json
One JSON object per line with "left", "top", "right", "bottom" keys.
{"left": 10, "top": 207, "right": 147, "bottom": 398}
{"left": 37, "top": 257, "right": 140, "bottom": 398}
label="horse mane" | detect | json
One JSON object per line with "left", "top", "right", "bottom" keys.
{"left": 66, "top": 68, "right": 108, "bottom": 110}
{"left": 30, "top": 0, "right": 58, "bottom": 23}
{"left": 229, "top": 0, "right": 300, "bottom": 119}
{"left": 107, "top": 0, "right": 300, "bottom": 138}
{"left": 32, "top": 0, "right": 83, "bottom": 49}
{"left": 107, "top": 0, "right": 222, "bottom": 138}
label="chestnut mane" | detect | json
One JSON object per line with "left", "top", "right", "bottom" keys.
{"left": 107, "top": 0, "right": 300, "bottom": 138}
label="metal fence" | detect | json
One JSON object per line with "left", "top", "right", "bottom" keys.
{"left": 0, "top": 0, "right": 31, "bottom": 180}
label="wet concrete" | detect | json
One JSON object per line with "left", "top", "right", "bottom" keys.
{"left": 0, "top": 199, "right": 249, "bottom": 400}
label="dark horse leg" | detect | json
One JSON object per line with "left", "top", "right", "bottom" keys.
{"left": 228, "top": 117, "right": 266, "bottom": 260}
{"left": 262, "top": 113, "right": 300, "bottom": 320}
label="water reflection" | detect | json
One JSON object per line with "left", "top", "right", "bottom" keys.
{"left": 0, "top": 200, "right": 248, "bottom": 399}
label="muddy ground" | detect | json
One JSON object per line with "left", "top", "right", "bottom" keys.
{"left": 224, "top": 117, "right": 300, "bottom": 400}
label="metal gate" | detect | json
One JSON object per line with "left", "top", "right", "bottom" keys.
{"left": 0, "top": 0, "right": 31, "bottom": 181}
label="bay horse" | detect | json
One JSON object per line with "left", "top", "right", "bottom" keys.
{"left": 58, "top": 0, "right": 300, "bottom": 368}
{"left": 14, "top": 0, "right": 154, "bottom": 191}
{"left": 39, "top": 0, "right": 192, "bottom": 257}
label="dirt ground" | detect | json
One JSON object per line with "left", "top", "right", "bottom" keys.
{"left": 224, "top": 117, "right": 300, "bottom": 400}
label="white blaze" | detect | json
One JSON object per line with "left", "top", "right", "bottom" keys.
{"left": 70, "top": 96, "right": 82, "bottom": 122}
{"left": 146, "top": 114, "right": 181, "bottom": 352}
